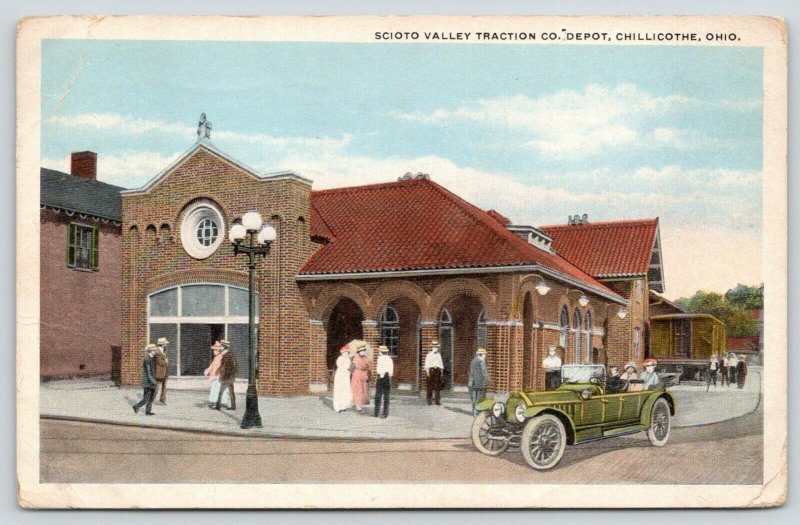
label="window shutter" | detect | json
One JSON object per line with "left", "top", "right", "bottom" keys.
{"left": 66, "top": 222, "right": 76, "bottom": 267}
{"left": 91, "top": 225, "right": 99, "bottom": 270}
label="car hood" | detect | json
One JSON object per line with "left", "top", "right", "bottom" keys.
{"left": 510, "top": 388, "right": 582, "bottom": 406}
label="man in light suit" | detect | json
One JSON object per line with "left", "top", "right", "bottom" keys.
{"left": 468, "top": 348, "right": 489, "bottom": 416}
{"left": 424, "top": 340, "right": 444, "bottom": 405}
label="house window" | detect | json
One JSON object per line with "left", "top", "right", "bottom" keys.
{"left": 634, "top": 327, "right": 641, "bottom": 357}
{"left": 67, "top": 222, "right": 98, "bottom": 270}
{"left": 584, "top": 310, "right": 593, "bottom": 363}
{"left": 180, "top": 199, "right": 226, "bottom": 259}
{"left": 573, "top": 308, "right": 582, "bottom": 364}
{"left": 380, "top": 305, "right": 400, "bottom": 356}
{"left": 476, "top": 309, "right": 487, "bottom": 350}
{"left": 196, "top": 217, "right": 219, "bottom": 247}
{"left": 559, "top": 305, "right": 569, "bottom": 348}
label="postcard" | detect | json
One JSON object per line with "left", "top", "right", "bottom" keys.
{"left": 16, "top": 15, "right": 787, "bottom": 508}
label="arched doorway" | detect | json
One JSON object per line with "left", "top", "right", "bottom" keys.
{"left": 437, "top": 294, "right": 485, "bottom": 390}
{"left": 522, "top": 292, "right": 534, "bottom": 389}
{"left": 326, "top": 298, "right": 364, "bottom": 372}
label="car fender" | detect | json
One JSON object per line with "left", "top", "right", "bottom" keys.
{"left": 639, "top": 391, "right": 676, "bottom": 427}
{"left": 523, "top": 405, "right": 577, "bottom": 444}
{"left": 475, "top": 398, "right": 497, "bottom": 412}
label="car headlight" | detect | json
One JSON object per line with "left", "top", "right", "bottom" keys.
{"left": 515, "top": 404, "right": 526, "bottom": 423}
{"left": 492, "top": 402, "right": 505, "bottom": 418}
{"left": 580, "top": 388, "right": 591, "bottom": 400}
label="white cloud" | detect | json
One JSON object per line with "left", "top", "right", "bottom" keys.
{"left": 42, "top": 150, "right": 183, "bottom": 188}
{"left": 48, "top": 114, "right": 188, "bottom": 136}
{"left": 394, "top": 84, "right": 701, "bottom": 157}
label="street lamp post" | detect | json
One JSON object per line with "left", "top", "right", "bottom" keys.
{"left": 229, "top": 211, "right": 276, "bottom": 429}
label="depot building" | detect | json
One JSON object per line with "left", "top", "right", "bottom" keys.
{"left": 120, "top": 136, "right": 664, "bottom": 396}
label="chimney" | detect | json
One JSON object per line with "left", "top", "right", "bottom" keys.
{"left": 71, "top": 151, "right": 97, "bottom": 180}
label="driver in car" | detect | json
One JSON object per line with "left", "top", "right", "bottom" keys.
{"left": 605, "top": 366, "right": 624, "bottom": 393}
{"left": 641, "top": 358, "right": 660, "bottom": 390}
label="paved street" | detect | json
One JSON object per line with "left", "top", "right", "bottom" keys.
{"left": 41, "top": 371, "right": 763, "bottom": 484}
{"left": 40, "top": 400, "right": 762, "bottom": 484}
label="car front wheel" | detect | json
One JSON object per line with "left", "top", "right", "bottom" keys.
{"left": 520, "top": 414, "right": 567, "bottom": 470}
{"left": 647, "top": 398, "right": 671, "bottom": 446}
{"left": 471, "top": 411, "right": 509, "bottom": 456}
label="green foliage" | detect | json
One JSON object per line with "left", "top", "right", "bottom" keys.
{"left": 725, "top": 283, "right": 764, "bottom": 309}
{"left": 674, "top": 285, "right": 761, "bottom": 337}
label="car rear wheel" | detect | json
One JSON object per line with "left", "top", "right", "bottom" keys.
{"left": 520, "top": 414, "right": 567, "bottom": 470}
{"left": 471, "top": 411, "right": 509, "bottom": 456}
{"left": 647, "top": 398, "right": 671, "bottom": 446}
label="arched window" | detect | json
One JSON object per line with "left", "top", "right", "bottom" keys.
{"left": 634, "top": 327, "right": 641, "bottom": 357}
{"left": 584, "top": 310, "right": 593, "bottom": 363}
{"left": 559, "top": 305, "right": 569, "bottom": 348}
{"left": 476, "top": 309, "right": 487, "bottom": 350}
{"left": 380, "top": 305, "right": 400, "bottom": 356}
{"left": 573, "top": 308, "right": 582, "bottom": 364}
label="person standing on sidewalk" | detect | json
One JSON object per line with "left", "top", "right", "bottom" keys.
{"left": 351, "top": 344, "right": 371, "bottom": 411}
{"left": 204, "top": 341, "right": 230, "bottom": 408}
{"left": 719, "top": 355, "right": 729, "bottom": 387}
{"left": 727, "top": 352, "right": 739, "bottom": 385}
{"left": 154, "top": 337, "right": 169, "bottom": 405}
{"left": 468, "top": 348, "right": 489, "bottom": 416}
{"left": 333, "top": 346, "right": 353, "bottom": 412}
{"left": 737, "top": 355, "right": 748, "bottom": 389}
{"left": 374, "top": 345, "right": 393, "bottom": 418}
{"left": 133, "top": 344, "right": 157, "bottom": 415}
{"left": 707, "top": 354, "right": 719, "bottom": 390}
{"left": 214, "top": 339, "right": 237, "bottom": 411}
{"left": 542, "top": 346, "right": 562, "bottom": 390}
{"left": 424, "top": 340, "right": 444, "bottom": 405}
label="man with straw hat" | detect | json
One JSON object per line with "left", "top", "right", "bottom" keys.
{"left": 468, "top": 348, "right": 489, "bottom": 416}
{"left": 132, "top": 344, "right": 158, "bottom": 415}
{"left": 424, "top": 340, "right": 444, "bottom": 405}
{"left": 154, "top": 337, "right": 169, "bottom": 405}
{"left": 374, "top": 345, "right": 393, "bottom": 418}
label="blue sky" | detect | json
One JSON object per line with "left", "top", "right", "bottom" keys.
{"left": 41, "top": 40, "right": 764, "bottom": 299}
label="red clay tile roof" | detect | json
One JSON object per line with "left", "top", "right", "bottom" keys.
{"left": 540, "top": 219, "right": 659, "bottom": 277}
{"left": 486, "top": 209, "right": 511, "bottom": 226}
{"left": 303, "top": 178, "right": 621, "bottom": 300}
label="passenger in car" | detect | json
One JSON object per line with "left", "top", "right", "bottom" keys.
{"left": 641, "top": 358, "right": 660, "bottom": 390}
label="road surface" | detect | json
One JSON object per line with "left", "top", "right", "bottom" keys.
{"left": 40, "top": 399, "right": 761, "bottom": 484}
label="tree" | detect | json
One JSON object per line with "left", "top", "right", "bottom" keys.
{"left": 674, "top": 289, "right": 757, "bottom": 337}
{"left": 725, "top": 283, "right": 764, "bottom": 310}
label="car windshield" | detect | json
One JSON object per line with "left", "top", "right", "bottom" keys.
{"left": 561, "top": 364, "right": 606, "bottom": 383}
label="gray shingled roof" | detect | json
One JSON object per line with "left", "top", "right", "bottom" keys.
{"left": 40, "top": 168, "right": 125, "bottom": 221}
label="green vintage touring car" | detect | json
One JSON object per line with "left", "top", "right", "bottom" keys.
{"left": 472, "top": 364, "right": 676, "bottom": 470}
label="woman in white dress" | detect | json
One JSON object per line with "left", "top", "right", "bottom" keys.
{"left": 333, "top": 346, "right": 353, "bottom": 412}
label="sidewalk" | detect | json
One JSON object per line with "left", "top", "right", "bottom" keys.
{"left": 39, "top": 369, "right": 761, "bottom": 439}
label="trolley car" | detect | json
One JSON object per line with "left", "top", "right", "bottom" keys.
{"left": 649, "top": 313, "right": 726, "bottom": 382}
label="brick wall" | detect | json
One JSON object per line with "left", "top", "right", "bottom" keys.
{"left": 40, "top": 208, "right": 122, "bottom": 378}
{"left": 121, "top": 146, "right": 313, "bottom": 396}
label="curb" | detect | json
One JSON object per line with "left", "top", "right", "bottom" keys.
{"left": 39, "top": 414, "right": 471, "bottom": 442}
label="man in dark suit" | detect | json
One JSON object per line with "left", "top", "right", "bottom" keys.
{"left": 214, "top": 339, "right": 237, "bottom": 411}
{"left": 133, "top": 344, "right": 158, "bottom": 415}
{"left": 468, "top": 348, "right": 489, "bottom": 416}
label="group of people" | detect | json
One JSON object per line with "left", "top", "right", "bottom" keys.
{"left": 605, "top": 359, "right": 660, "bottom": 392}
{"left": 133, "top": 337, "right": 238, "bottom": 415}
{"left": 132, "top": 337, "right": 169, "bottom": 415}
{"left": 707, "top": 352, "right": 748, "bottom": 389}
{"left": 333, "top": 341, "right": 393, "bottom": 417}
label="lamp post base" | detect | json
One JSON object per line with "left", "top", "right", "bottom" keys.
{"left": 240, "top": 383, "right": 262, "bottom": 429}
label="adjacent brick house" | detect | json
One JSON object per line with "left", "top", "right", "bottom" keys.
{"left": 119, "top": 136, "right": 665, "bottom": 396}
{"left": 40, "top": 152, "right": 123, "bottom": 378}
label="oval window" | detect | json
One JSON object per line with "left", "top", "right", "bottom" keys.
{"left": 180, "top": 200, "right": 225, "bottom": 259}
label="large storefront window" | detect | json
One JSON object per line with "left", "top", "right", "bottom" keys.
{"left": 148, "top": 284, "right": 257, "bottom": 378}
{"left": 573, "top": 308, "right": 582, "bottom": 364}
{"left": 584, "top": 310, "right": 593, "bottom": 363}
{"left": 476, "top": 310, "right": 487, "bottom": 350}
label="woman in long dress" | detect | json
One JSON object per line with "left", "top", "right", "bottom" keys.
{"left": 333, "top": 346, "right": 353, "bottom": 412}
{"left": 351, "top": 346, "right": 371, "bottom": 411}
{"left": 204, "top": 341, "right": 230, "bottom": 408}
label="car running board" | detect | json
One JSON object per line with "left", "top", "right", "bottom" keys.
{"left": 602, "top": 424, "right": 650, "bottom": 438}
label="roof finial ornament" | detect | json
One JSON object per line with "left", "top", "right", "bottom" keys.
{"left": 197, "top": 113, "right": 212, "bottom": 140}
